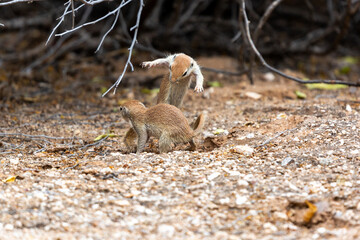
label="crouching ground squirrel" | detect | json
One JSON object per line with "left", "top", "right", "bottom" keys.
{"left": 124, "top": 53, "right": 205, "bottom": 152}
{"left": 120, "top": 100, "right": 206, "bottom": 153}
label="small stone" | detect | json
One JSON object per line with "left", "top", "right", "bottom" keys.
{"left": 208, "top": 172, "right": 221, "bottom": 181}
{"left": 263, "top": 222, "right": 277, "bottom": 233}
{"left": 346, "top": 104, "right": 352, "bottom": 112}
{"left": 273, "top": 211, "right": 288, "bottom": 220}
{"left": 246, "top": 133, "right": 255, "bottom": 139}
{"left": 100, "top": 167, "right": 112, "bottom": 174}
{"left": 235, "top": 195, "right": 248, "bottom": 205}
{"left": 155, "top": 167, "right": 164, "bottom": 173}
{"left": 4, "top": 224, "right": 14, "bottom": 230}
{"left": 215, "top": 231, "right": 229, "bottom": 240}
{"left": 219, "top": 198, "right": 230, "bottom": 205}
{"left": 319, "top": 158, "right": 332, "bottom": 166}
{"left": 263, "top": 72, "right": 275, "bottom": 81}
{"left": 9, "top": 158, "right": 20, "bottom": 165}
{"left": 317, "top": 227, "right": 328, "bottom": 234}
{"left": 281, "top": 157, "right": 293, "bottom": 166}
{"left": 158, "top": 224, "right": 175, "bottom": 238}
{"left": 356, "top": 201, "right": 360, "bottom": 211}
{"left": 245, "top": 91, "right": 262, "bottom": 100}
{"left": 113, "top": 199, "right": 130, "bottom": 206}
{"left": 232, "top": 145, "right": 254, "bottom": 156}
{"left": 237, "top": 179, "right": 249, "bottom": 187}
{"left": 350, "top": 149, "right": 359, "bottom": 156}
{"left": 34, "top": 152, "right": 47, "bottom": 157}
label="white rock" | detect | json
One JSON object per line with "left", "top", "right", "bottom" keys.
{"left": 273, "top": 211, "right": 288, "bottom": 220}
{"left": 356, "top": 201, "right": 360, "bottom": 211}
{"left": 232, "top": 145, "right": 254, "bottom": 155}
{"left": 9, "top": 157, "right": 19, "bottom": 165}
{"left": 158, "top": 224, "right": 175, "bottom": 238}
{"left": 100, "top": 167, "right": 112, "bottom": 174}
{"left": 245, "top": 91, "right": 262, "bottom": 100}
{"left": 237, "top": 179, "right": 249, "bottom": 187}
{"left": 235, "top": 195, "right": 248, "bottom": 205}
{"left": 346, "top": 104, "right": 352, "bottom": 112}
{"left": 246, "top": 133, "right": 255, "bottom": 139}
{"left": 208, "top": 172, "right": 221, "bottom": 181}
{"left": 110, "top": 152, "right": 122, "bottom": 156}
{"left": 350, "top": 149, "right": 359, "bottom": 155}
{"left": 263, "top": 72, "right": 275, "bottom": 81}
{"left": 214, "top": 231, "right": 229, "bottom": 240}
{"left": 219, "top": 198, "right": 230, "bottom": 205}
{"left": 317, "top": 227, "right": 328, "bottom": 234}
{"left": 113, "top": 199, "right": 130, "bottom": 206}
{"left": 263, "top": 222, "right": 277, "bottom": 233}
{"left": 155, "top": 167, "right": 165, "bottom": 173}
{"left": 4, "top": 224, "right": 14, "bottom": 230}
{"left": 281, "top": 157, "right": 293, "bottom": 166}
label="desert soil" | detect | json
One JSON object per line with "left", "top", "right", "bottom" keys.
{"left": 1, "top": 56, "right": 360, "bottom": 239}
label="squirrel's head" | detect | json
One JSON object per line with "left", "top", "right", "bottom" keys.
{"left": 169, "top": 54, "right": 194, "bottom": 83}
{"left": 120, "top": 100, "right": 146, "bottom": 120}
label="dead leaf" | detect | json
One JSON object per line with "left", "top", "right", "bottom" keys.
{"left": 3, "top": 176, "right": 17, "bottom": 183}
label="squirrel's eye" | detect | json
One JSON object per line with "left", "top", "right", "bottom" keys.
{"left": 190, "top": 62, "right": 194, "bottom": 68}
{"left": 182, "top": 71, "right": 187, "bottom": 77}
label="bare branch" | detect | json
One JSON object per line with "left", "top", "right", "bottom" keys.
{"left": 0, "top": 132, "right": 73, "bottom": 140}
{"left": 46, "top": 1, "right": 72, "bottom": 45}
{"left": 78, "top": 0, "right": 114, "bottom": 5}
{"left": 0, "top": 0, "right": 42, "bottom": 6}
{"left": 102, "top": 0, "right": 144, "bottom": 97}
{"left": 55, "top": 0, "right": 132, "bottom": 38}
{"left": 95, "top": 2, "right": 121, "bottom": 53}
{"left": 240, "top": 0, "right": 360, "bottom": 87}
{"left": 71, "top": 0, "right": 75, "bottom": 29}
{"left": 249, "top": 0, "right": 283, "bottom": 84}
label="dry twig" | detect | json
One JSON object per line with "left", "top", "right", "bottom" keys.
{"left": 240, "top": 0, "right": 360, "bottom": 87}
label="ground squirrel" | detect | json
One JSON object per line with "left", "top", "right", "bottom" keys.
{"left": 120, "top": 100, "right": 205, "bottom": 153}
{"left": 141, "top": 53, "right": 204, "bottom": 107}
{"left": 124, "top": 53, "right": 205, "bottom": 152}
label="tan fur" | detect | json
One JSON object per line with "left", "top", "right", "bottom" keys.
{"left": 142, "top": 53, "right": 204, "bottom": 108}
{"left": 124, "top": 53, "right": 205, "bottom": 152}
{"left": 120, "top": 100, "right": 205, "bottom": 154}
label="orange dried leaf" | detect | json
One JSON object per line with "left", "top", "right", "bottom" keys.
{"left": 303, "top": 200, "right": 317, "bottom": 223}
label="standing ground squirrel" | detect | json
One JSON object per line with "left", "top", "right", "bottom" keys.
{"left": 141, "top": 53, "right": 204, "bottom": 107}
{"left": 124, "top": 53, "right": 205, "bottom": 152}
{"left": 120, "top": 100, "right": 206, "bottom": 153}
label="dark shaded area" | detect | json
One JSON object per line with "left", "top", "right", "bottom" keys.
{"left": 0, "top": 0, "right": 360, "bottom": 103}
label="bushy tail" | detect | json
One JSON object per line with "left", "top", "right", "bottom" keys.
{"left": 190, "top": 112, "right": 206, "bottom": 134}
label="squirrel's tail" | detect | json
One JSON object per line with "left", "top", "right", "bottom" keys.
{"left": 190, "top": 112, "right": 206, "bottom": 134}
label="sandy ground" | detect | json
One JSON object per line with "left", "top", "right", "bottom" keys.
{"left": 1, "top": 56, "right": 360, "bottom": 239}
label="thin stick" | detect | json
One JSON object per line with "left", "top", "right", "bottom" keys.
{"left": 255, "top": 127, "right": 297, "bottom": 148}
{"left": 55, "top": 0, "right": 132, "bottom": 38}
{"left": 71, "top": 0, "right": 75, "bottom": 29}
{"left": 0, "top": 0, "right": 42, "bottom": 6}
{"left": 0, "top": 133, "right": 73, "bottom": 140}
{"left": 78, "top": 0, "right": 114, "bottom": 5}
{"left": 240, "top": 0, "right": 360, "bottom": 87}
{"left": 102, "top": 0, "right": 144, "bottom": 97}
{"left": 249, "top": 0, "right": 283, "bottom": 82}
{"left": 95, "top": 1, "right": 121, "bottom": 53}
{"left": 201, "top": 67, "right": 248, "bottom": 76}
{"left": 46, "top": 1, "right": 72, "bottom": 45}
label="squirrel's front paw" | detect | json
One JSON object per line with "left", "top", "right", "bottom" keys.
{"left": 194, "top": 85, "right": 204, "bottom": 93}
{"left": 141, "top": 61, "right": 152, "bottom": 68}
